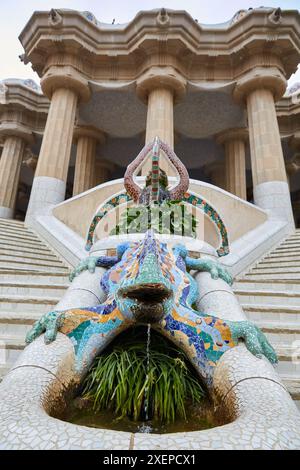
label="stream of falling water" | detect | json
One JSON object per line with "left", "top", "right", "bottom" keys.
{"left": 138, "top": 323, "right": 152, "bottom": 433}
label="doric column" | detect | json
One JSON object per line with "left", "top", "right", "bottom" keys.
{"left": 205, "top": 162, "right": 226, "bottom": 190}
{"left": 234, "top": 63, "right": 294, "bottom": 225}
{"left": 73, "top": 126, "right": 105, "bottom": 196}
{"left": 216, "top": 128, "right": 248, "bottom": 200}
{"left": 286, "top": 133, "right": 300, "bottom": 187}
{"left": 0, "top": 123, "right": 33, "bottom": 219}
{"left": 26, "top": 65, "right": 90, "bottom": 221}
{"left": 136, "top": 66, "right": 186, "bottom": 175}
{"left": 95, "top": 160, "right": 116, "bottom": 185}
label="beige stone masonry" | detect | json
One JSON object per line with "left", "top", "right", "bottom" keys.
{"left": 136, "top": 66, "right": 186, "bottom": 175}
{"left": 217, "top": 128, "right": 248, "bottom": 199}
{"left": 95, "top": 160, "right": 116, "bottom": 186}
{"left": 286, "top": 133, "right": 300, "bottom": 185}
{"left": 234, "top": 68, "right": 287, "bottom": 186}
{"left": 0, "top": 136, "right": 26, "bottom": 214}
{"left": 205, "top": 162, "right": 226, "bottom": 190}
{"left": 73, "top": 126, "right": 105, "bottom": 196}
{"left": 35, "top": 87, "right": 77, "bottom": 181}
{"left": 247, "top": 88, "right": 287, "bottom": 185}
{"left": 35, "top": 66, "right": 90, "bottom": 182}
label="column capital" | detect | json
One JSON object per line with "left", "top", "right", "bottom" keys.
{"left": 95, "top": 159, "right": 116, "bottom": 173}
{"left": 289, "top": 132, "right": 300, "bottom": 151}
{"left": 41, "top": 65, "right": 91, "bottom": 102}
{"left": 216, "top": 127, "right": 248, "bottom": 146}
{"left": 0, "top": 122, "right": 34, "bottom": 144}
{"left": 233, "top": 67, "right": 286, "bottom": 104}
{"left": 204, "top": 161, "right": 225, "bottom": 177}
{"left": 136, "top": 66, "right": 186, "bottom": 103}
{"left": 73, "top": 125, "right": 106, "bottom": 144}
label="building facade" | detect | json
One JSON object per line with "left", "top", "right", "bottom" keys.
{"left": 0, "top": 7, "right": 300, "bottom": 226}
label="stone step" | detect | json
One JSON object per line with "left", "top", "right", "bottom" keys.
{"left": 288, "top": 230, "right": 300, "bottom": 240}
{"left": 0, "top": 254, "right": 65, "bottom": 267}
{"left": 279, "top": 242, "right": 300, "bottom": 249}
{"left": 0, "top": 269, "right": 69, "bottom": 284}
{"left": 256, "top": 320, "right": 300, "bottom": 335}
{"left": 0, "top": 230, "right": 43, "bottom": 244}
{"left": 264, "top": 253, "right": 300, "bottom": 261}
{"left": 0, "top": 364, "right": 12, "bottom": 381}
{"left": 265, "top": 332, "right": 300, "bottom": 350}
{"left": 0, "top": 218, "right": 25, "bottom": 226}
{"left": 0, "top": 249, "right": 61, "bottom": 262}
{"left": 235, "top": 289, "right": 300, "bottom": 307}
{"left": 244, "top": 271, "right": 300, "bottom": 280}
{"left": 275, "top": 356, "right": 300, "bottom": 378}
{"left": 249, "top": 266, "right": 300, "bottom": 273}
{"left": 0, "top": 311, "right": 41, "bottom": 336}
{"left": 0, "top": 294, "right": 59, "bottom": 313}
{"left": 281, "top": 377, "right": 300, "bottom": 401}
{"left": 0, "top": 224, "right": 40, "bottom": 238}
{"left": 0, "top": 236, "right": 49, "bottom": 251}
{"left": 0, "top": 261, "right": 69, "bottom": 273}
{"left": 255, "top": 260, "right": 300, "bottom": 268}
{"left": 0, "top": 281, "right": 68, "bottom": 298}
{"left": 0, "top": 243, "right": 58, "bottom": 256}
{"left": 234, "top": 279, "right": 300, "bottom": 292}
{"left": 0, "top": 334, "right": 27, "bottom": 369}
{"left": 243, "top": 304, "right": 300, "bottom": 323}
{"left": 270, "top": 248, "right": 300, "bottom": 257}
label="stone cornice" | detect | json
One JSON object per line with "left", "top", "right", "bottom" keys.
{"left": 0, "top": 79, "right": 49, "bottom": 114}
{"left": 0, "top": 122, "right": 34, "bottom": 144}
{"left": 136, "top": 66, "right": 186, "bottom": 102}
{"left": 0, "top": 79, "right": 48, "bottom": 140}
{"left": 276, "top": 94, "right": 300, "bottom": 137}
{"left": 73, "top": 125, "right": 106, "bottom": 144}
{"left": 216, "top": 127, "right": 248, "bottom": 145}
{"left": 19, "top": 8, "right": 300, "bottom": 79}
{"left": 41, "top": 65, "right": 91, "bottom": 101}
{"left": 233, "top": 66, "right": 287, "bottom": 103}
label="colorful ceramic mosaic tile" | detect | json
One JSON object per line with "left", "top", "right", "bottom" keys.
{"left": 85, "top": 191, "right": 229, "bottom": 257}
{"left": 26, "top": 230, "right": 277, "bottom": 384}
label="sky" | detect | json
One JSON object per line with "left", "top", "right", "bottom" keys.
{"left": 0, "top": 0, "right": 299, "bottom": 86}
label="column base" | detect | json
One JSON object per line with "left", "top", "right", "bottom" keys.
{"left": 253, "top": 181, "right": 295, "bottom": 226}
{"left": 0, "top": 206, "right": 14, "bottom": 219}
{"left": 25, "top": 176, "right": 66, "bottom": 223}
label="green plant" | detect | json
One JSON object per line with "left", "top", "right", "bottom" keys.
{"left": 82, "top": 327, "right": 205, "bottom": 423}
{"left": 110, "top": 201, "right": 198, "bottom": 237}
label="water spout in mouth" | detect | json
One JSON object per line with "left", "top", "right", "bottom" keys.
{"left": 121, "top": 283, "right": 172, "bottom": 323}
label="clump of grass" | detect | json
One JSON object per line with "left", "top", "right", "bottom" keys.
{"left": 82, "top": 327, "right": 205, "bottom": 423}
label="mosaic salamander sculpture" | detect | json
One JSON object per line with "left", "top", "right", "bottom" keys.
{"left": 25, "top": 230, "right": 277, "bottom": 385}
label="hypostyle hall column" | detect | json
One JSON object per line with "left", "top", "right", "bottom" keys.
{"left": 26, "top": 66, "right": 90, "bottom": 221}
{"left": 234, "top": 63, "right": 294, "bottom": 225}
{"left": 95, "top": 160, "right": 116, "bottom": 186}
{"left": 73, "top": 126, "right": 105, "bottom": 196}
{"left": 205, "top": 162, "right": 226, "bottom": 190}
{"left": 136, "top": 66, "right": 186, "bottom": 175}
{"left": 286, "top": 133, "right": 300, "bottom": 187}
{"left": 0, "top": 124, "right": 33, "bottom": 219}
{"left": 216, "top": 128, "right": 248, "bottom": 200}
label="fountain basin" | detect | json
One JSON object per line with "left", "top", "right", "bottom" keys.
{"left": 0, "top": 333, "right": 299, "bottom": 449}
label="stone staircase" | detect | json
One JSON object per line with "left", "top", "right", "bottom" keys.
{"left": 0, "top": 219, "right": 299, "bottom": 409}
{"left": 0, "top": 218, "right": 70, "bottom": 378}
{"left": 234, "top": 229, "right": 300, "bottom": 407}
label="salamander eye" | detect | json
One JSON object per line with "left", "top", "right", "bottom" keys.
{"left": 116, "top": 242, "right": 136, "bottom": 259}
{"left": 173, "top": 244, "right": 188, "bottom": 259}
